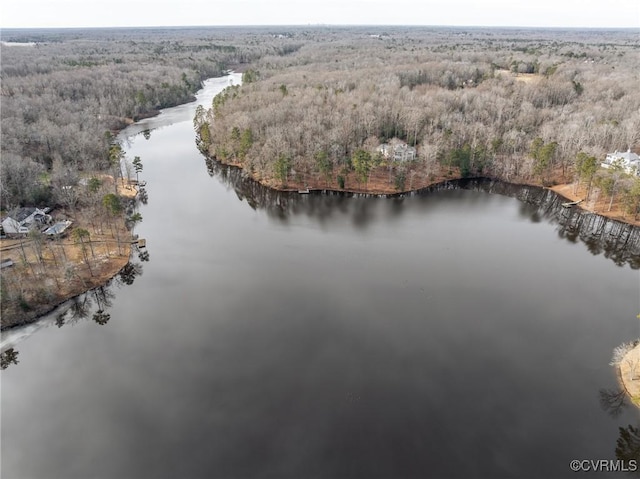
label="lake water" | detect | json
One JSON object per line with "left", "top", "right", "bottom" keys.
{"left": 2, "top": 74, "right": 639, "bottom": 479}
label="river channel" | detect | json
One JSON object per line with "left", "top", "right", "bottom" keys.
{"left": 1, "top": 73, "right": 639, "bottom": 479}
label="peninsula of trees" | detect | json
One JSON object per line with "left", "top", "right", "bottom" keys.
{"left": 197, "top": 27, "right": 640, "bottom": 222}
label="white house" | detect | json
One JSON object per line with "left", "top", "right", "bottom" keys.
{"left": 1, "top": 207, "right": 51, "bottom": 235}
{"left": 393, "top": 144, "right": 417, "bottom": 162}
{"left": 378, "top": 142, "right": 417, "bottom": 162}
{"left": 601, "top": 149, "right": 640, "bottom": 176}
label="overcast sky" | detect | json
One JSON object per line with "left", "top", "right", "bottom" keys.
{"left": 2, "top": 0, "right": 639, "bottom": 29}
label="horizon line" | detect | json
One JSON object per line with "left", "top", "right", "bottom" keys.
{"left": 2, "top": 24, "right": 639, "bottom": 31}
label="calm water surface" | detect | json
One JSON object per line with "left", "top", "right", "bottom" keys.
{"left": 2, "top": 74, "right": 639, "bottom": 479}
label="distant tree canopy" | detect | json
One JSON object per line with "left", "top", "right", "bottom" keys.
{"left": 3, "top": 27, "right": 640, "bottom": 209}
{"left": 0, "top": 27, "right": 299, "bottom": 208}
{"left": 202, "top": 27, "right": 640, "bottom": 193}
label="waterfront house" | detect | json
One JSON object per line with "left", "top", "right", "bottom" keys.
{"left": 601, "top": 149, "right": 640, "bottom": 176}
{"left": 377, "top": 141, "right": 417, "bottom": 162}
{"left": 1, "top": 207, "right": 51, "bottom": 236}
{"left": 392, "top": 144, "right": 417, "bottom": 162}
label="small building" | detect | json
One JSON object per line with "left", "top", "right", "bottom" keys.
{"left": 378, "top": 142, "right": 416, "bottom": 162}
{"left": 1, "top": 207, "right": 51, "bottom": 236}
{"left": 601, "top": 149, "right": 640, "bottom": 176}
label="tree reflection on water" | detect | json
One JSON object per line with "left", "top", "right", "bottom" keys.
{"left": 600, "top": 388, "right": 630, "bottom": 418}
{"left": 0, "top": 258, "right": 147, "bottom": 370}
{"left": 53, "top": 260, "right": 144, "bottom": 326}
{"left": 0, "top": 348, "right": 19, "bottom": 370}
{"left": 119, "top": 261, "right": 143, "bottom": 285}
{"left": 599, "top": 387, "right": 640, "bottom": 469}
{"left": 616, "top": 424, "right": 640, "bottom": 467}
{"left": 204, "top": 157, "right": 640, "bottom": 269}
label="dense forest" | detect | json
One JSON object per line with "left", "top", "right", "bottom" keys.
{"left": 2, "top": 26, "right": 640, "bottom": 216}
{"left": 0, "top": 27, "right": 303, "bottom": 209}
{"left": 199, "top": 27, "right": 640, "bottom": 218}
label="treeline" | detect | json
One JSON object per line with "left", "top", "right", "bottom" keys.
{"left": 0, "top": 27, "right": 303, "bottom": 209}
{"left": 201, "top": 27, "right": 640, "bottom": 216}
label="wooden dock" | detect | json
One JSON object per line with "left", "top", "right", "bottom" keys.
{"left": 562, "top": 199, "right": 583, "bottom": 208}
{"left": 132, "top": 238, "right": 146, "bottom": 248}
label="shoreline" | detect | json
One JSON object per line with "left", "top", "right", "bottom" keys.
{"left": 0, "top": 250, "right": 131, "bottom": 332}
{"left": 549, "top": 184, "right": 640, "bottom": 228}
{"left": 209, "top": 154, "right": 640, "bottom": 228}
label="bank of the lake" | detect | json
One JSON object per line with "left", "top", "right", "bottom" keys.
{"left": 0, "top": 248, "right": 131, "bottom": 331}
{"left": 551, "top": 183, "right": 640, "bottom": 228}
{"left": 205, "top": 157, "right": 640, "bottom": 272}
{"left": 203, "top": 147, "right": 640, "bottom": 228}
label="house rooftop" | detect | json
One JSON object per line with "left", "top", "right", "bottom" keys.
{"left": 44, "top": 221, "right": 72, "bottom": 236}
{"left": 608, "top": 149, "right": 640, "bottom": 162}
{"left": 13, "top": 207, "right": 37, "bottom": 223}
